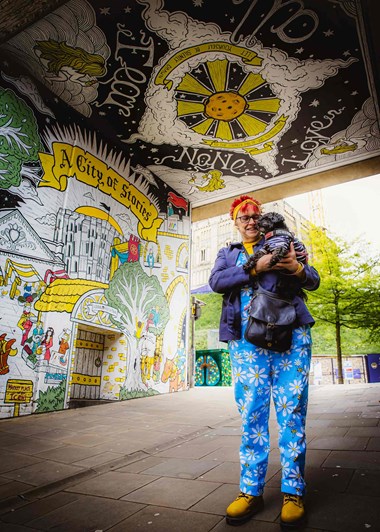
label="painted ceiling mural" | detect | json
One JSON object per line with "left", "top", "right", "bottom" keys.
{"left": 0, "top": 0, "right": 379, "bottom": 209}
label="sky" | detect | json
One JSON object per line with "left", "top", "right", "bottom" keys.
{"left": 286, "top": 173, "right": 380, "bottom": 251}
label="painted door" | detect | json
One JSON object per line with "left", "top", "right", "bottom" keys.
{"left": 71, "top": 329, "right": 104, "bottom": 400}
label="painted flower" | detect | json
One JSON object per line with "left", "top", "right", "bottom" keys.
{"left": 279, "top": 358, "right": 292, "bottom": 371}
{"left": 276, "top": 396, "right": 295, "bottom": 416}
{"left": 289, "top": 465, "right": 302, "bottom": 480}
{"left": 250, "top": 425, "right": 269, "bottom": 446}
{"left": 245, "top": 351, "right": 258, "bottom": 363}
{"left": 289, "top": 379, "right": 303, "bottom": 394}
{"left": 256, "top": 347, "right": 270, "bottom": 356}
{"left": 284, "top": 479, "right": 300, "bottom": 489}
{"left": 248, "top": 365, "right": 267, "bottom": 386}
{"left": 237, "top": 398, "right": 248, "bottom": 418}
{"left": 244, "top": 389, "right": 253, "bottom": 403}
{"left": 281, "top": 460, "right": 290, "bottom": 476}
{"left": 255, "top": 464, "right": 265, "bottom": 478}
{"left": 233, "top": 366, "right": 247, "bottom": 383}
{"left": 296, "top": 327, "right": 310, "bottom": 343}
{"left": 245, "top": 447, "right": 258, "bottom": 461}
{"left": 243, "top": 478, "right": 259, "bottom": 488}
{"left": 249, "top": 411, "right": 260, "bottom": 423}
{"left": 288, "top": 441, "right": 300, "bottom": 457}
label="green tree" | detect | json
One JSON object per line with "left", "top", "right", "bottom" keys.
{"left": 306, "top": 226, "right": 380, "bottom": 383}
{"left": 105, "top": 261, "right": 170, "bottom": 392}
{"left": 0, "top": 88, "right": 43, "bottom": 188}
{"left": 193, "top": 292, "right": 223, "bottom": 350}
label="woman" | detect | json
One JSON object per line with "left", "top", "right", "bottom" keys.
{"left": 209, "top": 195, "right": 320, "bottom": 528}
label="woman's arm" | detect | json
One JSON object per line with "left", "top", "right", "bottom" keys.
{"left": 209, "top": 248, "right": 251, "bottom": 294}
{"left": 272, "top": 243, "right": 320, "bottom": 291}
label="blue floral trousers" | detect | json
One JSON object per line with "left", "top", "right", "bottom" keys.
{"left": 228, "top": 273, "right": 312, "bottom": 496}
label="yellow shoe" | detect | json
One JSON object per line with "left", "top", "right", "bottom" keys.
{"left": 226, "top": 492, "right": 264, "bottom": 526}
{"left": 280, "top": 494, "right": 305, "bottom": 528}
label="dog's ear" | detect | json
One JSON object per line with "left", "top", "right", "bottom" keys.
{"left": 273, "top": 212, "right": 285, "bottom": 223}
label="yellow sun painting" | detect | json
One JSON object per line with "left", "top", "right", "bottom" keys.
{"left": 175, "top": 59, "right": 281, "bottom": 141}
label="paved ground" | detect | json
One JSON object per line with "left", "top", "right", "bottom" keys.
{"left": 0, "top": 383, "right": 380, "bottom": 531}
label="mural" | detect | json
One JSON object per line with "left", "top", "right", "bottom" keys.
{"left": 1, "top": 0, "right": 378, "bottom": 210}
{"left": 0, "top": 83, "right": 190, "bottom": 418}
{"left": 0, "top": 0, "right": 379, "bottom": 416}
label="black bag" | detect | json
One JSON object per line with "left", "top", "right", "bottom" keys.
{"left": 244, "top": 285, "right": 296, "bottom": 352}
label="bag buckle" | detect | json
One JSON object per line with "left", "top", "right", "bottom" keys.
{"left": 266, "top": 322, "right": 275, "bottom": 346}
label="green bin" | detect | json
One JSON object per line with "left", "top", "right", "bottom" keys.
{"left": 195, "top": 349, "right": 232, "bottom": 386}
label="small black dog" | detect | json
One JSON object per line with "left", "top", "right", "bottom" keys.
{"left": 243, "top": 212, "right": 308, "bottom": 272}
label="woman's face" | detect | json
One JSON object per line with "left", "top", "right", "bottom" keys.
{"left": 235, "top": 204, "right": 260, "bottom": 243}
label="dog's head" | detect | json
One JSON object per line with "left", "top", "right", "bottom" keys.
{"left": 258, "top": 212, "right": 287, "bottom": 233}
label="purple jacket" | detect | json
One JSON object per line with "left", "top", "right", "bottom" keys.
{"left": 208, "top": 240, "right": 320, "bottom": 342}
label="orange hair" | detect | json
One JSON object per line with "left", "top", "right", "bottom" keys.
{"left": 229, "top": 195, "right": 262, "bottom": 220}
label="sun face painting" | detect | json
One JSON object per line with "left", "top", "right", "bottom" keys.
{"left": 175, "top": 59, "right": 281, "bottom": 141}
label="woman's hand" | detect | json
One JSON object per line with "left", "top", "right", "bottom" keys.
{"left": 254, "top": 243, "right": 304, "bottom": 277}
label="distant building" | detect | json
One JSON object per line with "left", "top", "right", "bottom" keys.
{"left": 190, "top": 199, "right": 311, "bottom": 291}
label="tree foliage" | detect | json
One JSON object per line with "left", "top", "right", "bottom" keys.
{"left": 105, "top": 261, "right": 169, "bottom": 336}
{"left": 0, "top": 88, "right": 43, "bottom": 188}
{"left": 306, "top": 226, "right": 380, "bottom": 382}
{"left": 105, "top": 261, "right": 170, "bottom": 391}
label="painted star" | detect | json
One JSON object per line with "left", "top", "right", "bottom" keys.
{"left": 323, "top": 29, "right": 334, "bottom": 37}
{"left": 100, "top": 7, "right": 110, "bottom": 15}
{"left": 291, "top": 139, "right": 299, "bottom": 144}
{"left": 193, "top": 0, "right": 203, "bottom": 6}
{"left": 310, "top": 99, "right": 320, "bottom": 107}
{"left": 124, "top": 6, "right": 131, "bottom": 13}
{"left": 351, "top": 90, "right": 358, "bottom": 95}
{"left": 295, "top": 47, "right": 304, "bottom": 54}
{"left": 343, "top": 50, "right": 351, "bottom": 57}
{"left": 230, "top": 17, "right": 235, "bottom": 23}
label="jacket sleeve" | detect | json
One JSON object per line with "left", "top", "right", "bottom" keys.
{"left": 300, "top": 264, "right": 320, "bottom": 291}
{"left": 209, "top": 247, "right": 252, "bottom": 294}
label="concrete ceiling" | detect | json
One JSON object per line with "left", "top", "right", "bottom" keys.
{"left": 1, "top": 0, "right": 379, "bottom": 221}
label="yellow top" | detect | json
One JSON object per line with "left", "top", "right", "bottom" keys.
{"left": 243, "top": 239, "right": 261, "bottom": 255}
{"left": 243, "top": 239, "right": 261, "bottom": 275}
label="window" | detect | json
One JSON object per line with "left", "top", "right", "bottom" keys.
{"left": 200, "top": 248, "right": 206, "bottom": 262}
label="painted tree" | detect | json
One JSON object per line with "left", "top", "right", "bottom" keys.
{"left": 105, "top": 261, "right": 170, "bottom": 392}
{"left": 306, "top": 226, "right": 380, "bottom": 383}
{"left": 0, "top": 88, "right": 43, "bottom": 189}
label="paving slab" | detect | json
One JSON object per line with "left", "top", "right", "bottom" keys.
{"left": 1, "top": 492, "right": 80, "bottom": 525}
{"left": 138, "top": 457, "right": 219, "bottom": 479}
{"left": 366, "top": 436, "right": 380, "bottom": 450}
{"left": 306, "top": 491, "right": 380, "bottom": 532}
{"left": 307, "top": 435, "right": 369, "bottom": 450}
{"left": 107, "top": 504, "right": 223, "bottom": 532}
{"left": 65, "top": 470, "right": 159, "bottom": 498}
{"left": 0, "top": 452, "right": 43, "bottom": 475}
{"left": 27, "top": 494, "right": 145, "bottom": 532}
{"left": 323, "top": 450, "right": 380, "bottom": 469}
{"left": 347, "top": 468, "right": 380, "bottom": 497}
{"left": 121, "top": 476, "right": 221, "bottom": 509}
